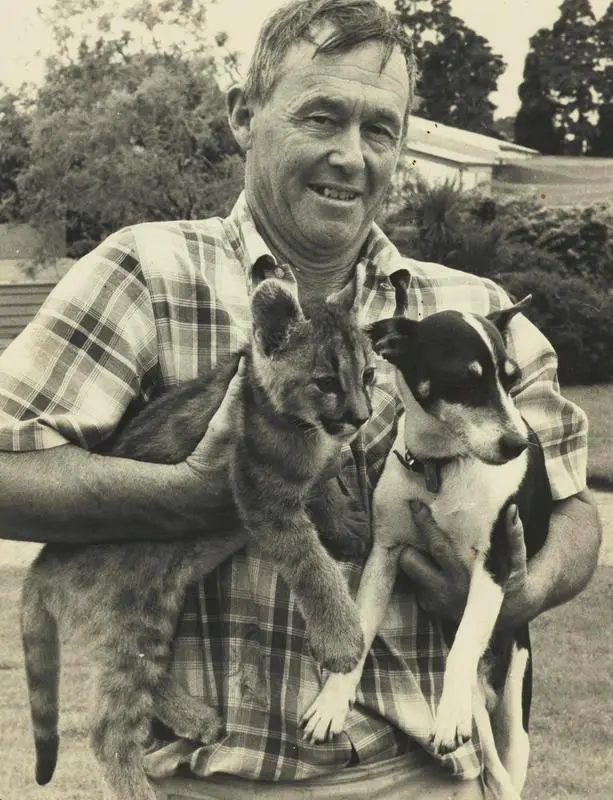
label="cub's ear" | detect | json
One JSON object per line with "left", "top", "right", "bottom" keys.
{"left": 251, "top": 279, "right": 304, "bottom": 355}
{"left": 326, "top": 262, "right": 365, "bottom": 315}
{"left": 367, "top": 316, "right": 418, "bottom": 366}
{"left": 488, "top": 294, "right": 532, "bottom": 332}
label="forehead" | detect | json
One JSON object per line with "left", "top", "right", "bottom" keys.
{"left": 269, "top": 38, "right": 410, "bottom": 121}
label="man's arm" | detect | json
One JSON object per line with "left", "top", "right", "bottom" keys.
{"left": 399, "top": 491, "right": 602, "bottom": 628}
{"left": 0, "top": 364, "right": 245, "bottom": 545}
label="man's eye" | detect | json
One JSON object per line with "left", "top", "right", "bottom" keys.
{"left": 310, "top": 114, "right": 335, "bottom": 126}
{"left": 364, "top": 122, "right": 398, "bottom": 142}
{"left": 314, "top": 376, "right": 342, "bottom": 394}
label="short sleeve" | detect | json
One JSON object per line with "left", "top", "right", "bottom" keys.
{"left": 0, "top": 228, "right": 159, "bottom": 452}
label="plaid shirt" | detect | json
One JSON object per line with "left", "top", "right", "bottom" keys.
{"left": 0, "top": 193, "right": 587, "bottom": 783}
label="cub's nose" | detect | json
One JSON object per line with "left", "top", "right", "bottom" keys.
{"left": 499, "top": 433, "right": 529, "bottom": 461}
{"left": 345, "top": 411, "right": 370, "bottom": 430}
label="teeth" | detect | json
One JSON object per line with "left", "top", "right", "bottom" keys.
{"left": 318, "top": 186, "right": 356, "bottom": 201}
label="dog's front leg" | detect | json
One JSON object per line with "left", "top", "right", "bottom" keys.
{"left": 432, "top": 555, "right": 504, "bottom": 754}
{"left": 300, "top": 541, "right": 402, "bottom": 743}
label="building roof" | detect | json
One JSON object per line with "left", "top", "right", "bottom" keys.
{"left": 403, "top": 115, "right": 539, "bottom": 168}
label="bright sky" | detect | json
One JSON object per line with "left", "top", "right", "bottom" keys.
{"left": 0, "top": 0, "right": 610, "bottom": 118}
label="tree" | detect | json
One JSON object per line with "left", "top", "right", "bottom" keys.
{"left": 591, "top": 1, "right": 613, "bottom": 155}
{"left": 0, "top": 88, "right": 32, "bottom": 222}
{"left": 394, "top": 0, "right": 505, "bottom": 135}
{"left": 515, "top": 53, "right": 565, "bottom": 154}
{"left": 515, "top": 0, "right": 600, "bottom": 154}
{"left": 18, "top": 1, "right": 244, "bottom": 253}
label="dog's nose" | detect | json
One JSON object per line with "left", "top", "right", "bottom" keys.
{"left": 499, "top": 433, "right": 529, "bottom": 461}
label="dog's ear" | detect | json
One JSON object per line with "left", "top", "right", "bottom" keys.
{"left": 326, "top": 262, "right": 365, "bottom": 315}
{"left": 251, "top": 279, "right": 305, "bottom": 355}
{"left": 488, "top": 295, "right": 532, "bottom": 332}
{"left": 367, "top": 317, "right": 418, "bottom": 366}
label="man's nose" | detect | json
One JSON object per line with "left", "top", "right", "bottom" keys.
{"left": 328, "top": 126, "right": 366, "bottom": 172}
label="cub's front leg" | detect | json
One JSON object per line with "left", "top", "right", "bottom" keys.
{"left": 233, "top": 464, "right": 364, "bottom": 673}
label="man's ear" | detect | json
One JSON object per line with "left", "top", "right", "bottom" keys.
{"left": 251, "top": 279, "right": 305, "bottom": 356}
{"left": 227, "top": 85, "right": 254, "bottom": 152}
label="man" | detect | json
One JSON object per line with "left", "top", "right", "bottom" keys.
{"left": 0, "top": 1, "right": 601, "bottom": 798}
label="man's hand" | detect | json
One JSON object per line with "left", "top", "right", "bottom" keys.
{"left": 182, "top": 356, "right": 246, "bottom": 501}
{"left": 399, "top": 501, "right": 536, "bottom": 628}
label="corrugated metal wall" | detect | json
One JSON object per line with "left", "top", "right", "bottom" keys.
{"left": 0, "top": 283, "right": 55, "bottom": 355}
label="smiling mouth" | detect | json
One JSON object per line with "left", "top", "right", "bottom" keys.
{"left": 311, "top": 185, "right": 360, "bottom": 202}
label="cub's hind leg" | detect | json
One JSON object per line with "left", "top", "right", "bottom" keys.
{"left": 152, "top": 674, "right": 221, "bottom": 744}
{"left": 90, "top": 648, "right": 163, "bottom": 800}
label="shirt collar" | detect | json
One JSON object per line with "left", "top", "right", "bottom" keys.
{"left": 225, "top": 190, "right": 412, "bottom": 284}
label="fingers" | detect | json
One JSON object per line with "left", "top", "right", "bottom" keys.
{"left": 505, "top": 503, "right": 527, "bottom": 574}
{"left": 409, "top": 500, "right": 459, "bottom": 574}
{"left": 399, "top": 545, "right": 444, "bottom": 590}
{"left": 208, "top": 356, "right": 245, "bottom": 436}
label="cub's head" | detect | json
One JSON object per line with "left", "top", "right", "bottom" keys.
{"left": 249, "top": 268, "right": 375, "bottom": 443}
{"left": 369, "top": 297, "right": 533, "bottom": 464}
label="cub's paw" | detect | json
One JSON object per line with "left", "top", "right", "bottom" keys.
{"left": 300, "top": 674, "right": 357, "bottom": 743}
{"left": 308, "top": 605, "right": 364, "bottom": 673}
{"left": 175, "top": 703, "right": 222, "bottom": 745}
{"left": 198, "top": 706, "right": 223, "bottom": 746}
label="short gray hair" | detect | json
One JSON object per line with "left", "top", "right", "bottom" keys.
{"left": 243, "top": 0, "right": 415, "bottom": 128}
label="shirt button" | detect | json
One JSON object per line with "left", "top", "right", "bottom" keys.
{"left": 274, "top": 266, "right": 285, "bottom": 279}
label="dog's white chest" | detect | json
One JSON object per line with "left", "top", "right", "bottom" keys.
{"left": 374, "top": 430, "right": 528, "bottom": 558}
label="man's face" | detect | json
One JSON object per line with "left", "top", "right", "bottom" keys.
{"left": 242, "top": 37, "right": 410, "bottom": 263}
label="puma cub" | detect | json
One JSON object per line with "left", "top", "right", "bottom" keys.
{"left": 20, "top": 273, "right": 375, "bottom": 800}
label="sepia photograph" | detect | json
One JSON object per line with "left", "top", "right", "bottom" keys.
{"left": 0, "top": 1, "right": 611, "bottom": 798}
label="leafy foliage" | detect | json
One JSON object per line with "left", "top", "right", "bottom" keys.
{"left": 515, "top": 0, "right": 613, "bottom": 155}
{"left": 0, "top": 89, "right": 32, "bottom": 223}
{"left": 394, "top": 0, "right": 505, "bottom": 135}
{"left": 4, "top": 0, "right": 244, "bottom": 255}
{"left": 381, "top": 182, "right": 613, "bottom": 384}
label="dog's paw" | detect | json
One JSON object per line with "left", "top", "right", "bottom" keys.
{"left": 300, "top": 674, "right": 357, "bottom": 743}
{"left": 431, "top": 685, "right": 473, "bottom": 755}
{"left": 308, "top": 606, "right": 364, "bottom": 673}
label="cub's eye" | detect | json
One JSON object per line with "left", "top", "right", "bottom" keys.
{"left": 363, "top": 366, "right": 376, "bottom": 386}
{"left": 314, "top": 376, "right": 342, "bottom": 394}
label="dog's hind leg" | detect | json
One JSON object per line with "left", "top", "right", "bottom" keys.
{"left": 473, "top": 684, "right": 522, "bottom": 800}
{"left": 491, "top": 642, "right": 531, "bottom": 795}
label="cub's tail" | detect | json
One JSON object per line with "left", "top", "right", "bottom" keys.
{"left": 20, "top": 567, "right": 60, "bottom": 785}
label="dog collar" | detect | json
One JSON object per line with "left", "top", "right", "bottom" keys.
{"left": 393, "top": 448, "right": 452, "bottom": 493}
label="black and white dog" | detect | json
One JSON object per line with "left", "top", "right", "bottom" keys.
{"left": 301, "top": 290, "right": 551, "bottom": 800}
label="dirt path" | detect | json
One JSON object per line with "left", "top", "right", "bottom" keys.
{"left": 2, "top": 491, "right": 612, "bottom": 568}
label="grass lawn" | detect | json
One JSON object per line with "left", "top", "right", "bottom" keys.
{"left": 563, "top": 383, "right": 613, "bottom": 490}
{"left": 1, "top": 565, "right": 611, "bottom": 799}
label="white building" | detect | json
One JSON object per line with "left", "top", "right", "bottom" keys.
{"left": 399, "top": 115, "right": 539, "bottom": 192}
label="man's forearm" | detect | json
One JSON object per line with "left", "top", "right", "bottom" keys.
{"left": 523, "top": 490, "right": 602, "bottom": 620}
{"left": 0, "top": 444, "right": 237, "bottom": 544}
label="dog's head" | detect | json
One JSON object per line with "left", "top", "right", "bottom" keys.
{"left": 368, "top": 297, "right": 532, "bottom": 465}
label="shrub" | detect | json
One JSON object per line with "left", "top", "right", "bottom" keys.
{"left": 381, "top": 182, "right": 613, "bottom": 384}
{"left": 489, "top": 270, "right": 613, "bottom": 385}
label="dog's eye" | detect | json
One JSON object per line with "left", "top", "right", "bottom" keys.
{"left": 362, "top": 367, "right": 376, "bottom": 386}
{"left": 314, "top": 376, "right": 342, "bottom": 394}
